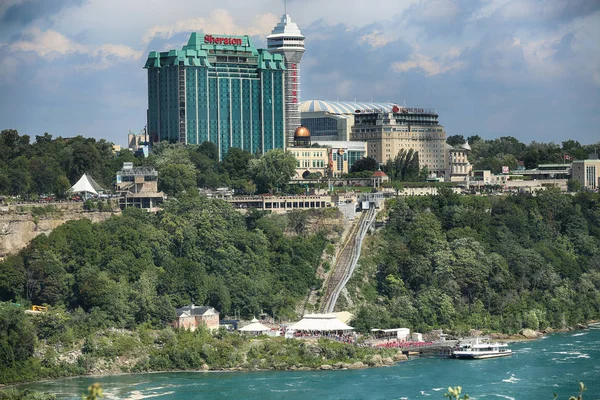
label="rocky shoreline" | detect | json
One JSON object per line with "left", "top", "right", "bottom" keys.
{"left": 4, "top": 321, "right": 596, "bottom": 389}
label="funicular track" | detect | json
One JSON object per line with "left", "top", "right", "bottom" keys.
{"left": 320, "top": 207, "right": 376, "bottom": 313}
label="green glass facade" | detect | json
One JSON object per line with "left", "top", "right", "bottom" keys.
{"left": 144, "top": 33, "right": 286, "bottom": 159}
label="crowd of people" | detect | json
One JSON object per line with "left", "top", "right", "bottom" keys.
{"left": 375, "top": 340, "right": 434, "bottom": 348}
{"left": 290, "top": 330, "right": 356, "bottom": 344}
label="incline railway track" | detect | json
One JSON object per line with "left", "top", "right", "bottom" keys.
{"left": 320, "top": 207, "right": 376, "bottom": 313}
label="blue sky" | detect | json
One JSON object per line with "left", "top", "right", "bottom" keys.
{"left": 0, "top": 0, "right": 598, "bottom": 146}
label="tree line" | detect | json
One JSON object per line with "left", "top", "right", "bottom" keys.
{"left": 447, "top": 134, "right": 600, "bottom": 173}
{"left": 0, "top": 129, "right": 298, "bottom": 199}
{"left": 350, "top": 189, "right": 600, "bottom": 334}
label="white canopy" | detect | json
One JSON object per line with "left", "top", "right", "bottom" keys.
{"left": 288, "top": 313, "right": 354, "bottom": 332}
{"left": 239, "top": 321, "right": 270, "bottom": 333}
{"left": 69, "top": 173, "right": 104, "bottom": 195}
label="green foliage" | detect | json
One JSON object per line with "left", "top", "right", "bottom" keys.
{"left": 249, "top": 149, "right": 297, "bottom": 193}
{"left": 444, "top": 386, "right": 469, "bottom": 399}
{"left": 0, "top": 389, "right": 56, "bottom": 400}
{"left": 351, "top": 192, "right": 600, "bottom": 334}
{"left": 0, "top": 194, "right": 327, "bottom": 326}
{"left": 462, "top": 136, "right": 600, "bottom": 172}
{"left": 350, "top": 156, "right": 378, "bottom": 173}
{"left": 382, "top": 148, "right": 424, "bottom": 182}
{"left": 82, "top": 383, "right": 103, "bottom": 400}
{"left": 0, "top": 130, "right": 120, "bottom": 198}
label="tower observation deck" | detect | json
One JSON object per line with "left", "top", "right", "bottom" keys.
{"left": 267, "top": 13, "right": 305, "bottom": 146}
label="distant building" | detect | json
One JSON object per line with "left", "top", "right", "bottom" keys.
{"left": 371, "top": 170, "right": 389, "bottom": 188}
{"left": 173, "top": 305, "right": 220, "bottom": 331}
{"left": 128, "top": 129, "right": 150, "bottom": 158}
{"left": 286, "top": 126, "right": 367, "bottom": 178}
{"left": 447, "top": 142, "right": 473, "bottom": 182}
{"left": 267, "top": 13, "right": 305, "bottom": 145}
{"left": 144, "top": 32, "right": 286, "bottom": 159}
{"left": 515, "top": 164, "right": 571, "bottom": 180}
{"left": 351, "top": 106, "right": 448, "bottom": 178}
{"left": 571, "top": 158, "right": 600, "bottom": 189}
{"left": 300, "top": 100, "right": 395, "bottom": 141}
{"left": 115, "top": 162, "right": 165, "bottom": 212}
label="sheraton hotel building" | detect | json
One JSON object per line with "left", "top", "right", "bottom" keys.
{"left": 144, "top": 14, "right": 449, "bottom": 178}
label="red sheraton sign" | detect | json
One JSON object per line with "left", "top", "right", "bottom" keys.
{"left": 204, "top": 35, "right": 243, "bottom": 45}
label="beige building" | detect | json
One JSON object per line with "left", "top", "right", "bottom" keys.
{"left": 571, "top": 158, "right": 600, "bottom": 189}
{"left": 287, "top": 126, "right": 367, "bottom": 178}
{"left": 115, "top": 162, "right": 166, "bottom": 212}
{"left": 351, "top": 107, "right": 448, "bottom": 178}
{"left": 447, "top": 143, "right": 473, "bottom": 182}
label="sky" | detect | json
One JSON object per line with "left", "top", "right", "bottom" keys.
{"left": 0, "top": 0, "right": 599, "bottom": 147}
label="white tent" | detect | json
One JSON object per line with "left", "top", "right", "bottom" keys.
{"left": 288, "top": 313, "right": 354, "bottom": 332}
{"left": 69, "top": 173, "right": 104, "bottom": 196}
{"left": 239, "top": 318, "right": 271, "bottom": 334}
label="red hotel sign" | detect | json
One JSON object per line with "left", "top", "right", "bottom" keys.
{"left": 204, "top": 35, "right": 243, "bottom": 45}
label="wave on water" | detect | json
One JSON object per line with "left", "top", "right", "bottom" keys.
{"left": 110, "top": 390, "right": 175, "bottom": 400}
{"left": 420, "top": 391, "right": 431, "bottom": 396}
{"left": 432, "top": 387, "right": 444, "bottom": 391}
{"left": 502, "top": 374, "right": 520, "bottom": 383}
{"left": 491, "top": 395, "right": 516, "bottom": 400}
{"left": 518, "top": 347, "right": 531, "bottom": 353}
{"left": 572, "top": 332, "right": 588, "bottom": 337}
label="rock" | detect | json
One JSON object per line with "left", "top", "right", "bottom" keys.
{"left": 577, "top": 324, "right": 588, "bottom": 330}
{"left": 370, "top": 354, "right": 383, "bottom": 365}
{"left": 382, "top": 357, "right": 394, "bottom": 365}
{"left": 348, "top": 361, "right": 366, "bottom": 370}
{"left": 333, "top": 362, "right": 345, "bottom": 370}
{"left": 394, "top": 353, "right": 408, "bottom": 361}
{"left": 289, "top": 365, "right": 297, "bottom": 371}
{"left": 320, "top": 364, "right": 333, "bottom": 370}
{"left": 298, "top": 367, "right": 312, "bottom": 371}
{"left": 200, "top": 363, "right": 209, "bottom": 371}
{"left": 521, "top": 329, "right": 542, "bottom": 339}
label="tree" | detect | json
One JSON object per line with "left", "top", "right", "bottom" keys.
{"left": 249, "top": 149, "right": 297, "bottom": 193}
{"left": 383, "top": 149, "right": 420, "bottom": 181}
{"left": 350, "top": 156, "right": 377, "bottom": 173}
{"left": 446, "top": 135, "right": 465, "bottom": 147}
{"left": 567, "top": 179, "right": 582, "bottom": 193}
{"left": 0, "top": 303, "right": 36, "bottom": 367}
{"left": 198, "top": 141, "right": 219, "bottom": 162}
{"left": 221, "top": 147, "right": 253, "bottom": 180}
{"left": 158, "top": 164, "right": 197, "bottom": 197}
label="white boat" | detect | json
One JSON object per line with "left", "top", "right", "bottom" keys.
{"left": 452, "top": 338, "right": 512, "bottom": 359}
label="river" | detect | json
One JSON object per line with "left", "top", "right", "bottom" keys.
{"left": 22, "top": 327, "right": 600, "bottom": 400}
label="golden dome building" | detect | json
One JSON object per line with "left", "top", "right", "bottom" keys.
{"left": 287, "top": 125, "right": 367, "bottom": 180}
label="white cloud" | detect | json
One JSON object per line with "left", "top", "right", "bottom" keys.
{"left": 9, "top": 27, "right": 86, "bottom": 58}
{"left": 6, "top": 27, "right": 142, "bottom": 67}
{"left": 358, "top": 31, "right": 394, "bottom": 49}
{"left": 142, "top": 9, "right": 278, "bottom": 44}
{"left": 392, "top": 49, "right": 465, "bottom": 76}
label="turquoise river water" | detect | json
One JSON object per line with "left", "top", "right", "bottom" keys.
{"left": 22, "top": 327, "right": 600, "bottom": 400}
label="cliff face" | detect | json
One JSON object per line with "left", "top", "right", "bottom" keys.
{"left": 0, "top": 204, "right": 119, "bottom": 257}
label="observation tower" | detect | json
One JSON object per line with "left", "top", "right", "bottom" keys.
{"left": 267, "top": 8, "right": 305, "bottom": 146}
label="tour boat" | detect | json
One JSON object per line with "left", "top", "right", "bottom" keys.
{"left": 452, "top": 338, "right": 512, "bottom": 359}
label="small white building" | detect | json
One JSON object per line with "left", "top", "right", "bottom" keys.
{"left": 371, "top": 328, "right": 410, "bottom": 341}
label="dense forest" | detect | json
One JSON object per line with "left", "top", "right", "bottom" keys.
{"left": 0, "top": 196, "right": 328, "bottom": 322}
{"left": 349, "top": 189, "right": 600, "bottom": 334}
